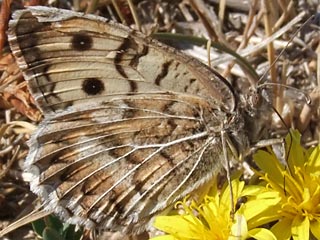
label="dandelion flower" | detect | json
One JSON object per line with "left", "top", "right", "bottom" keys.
{"left": 253, "top": 130, "right": 320, "bottom": 240}
{"left": 152, "top": 178, "right": 276, "bottom": 240}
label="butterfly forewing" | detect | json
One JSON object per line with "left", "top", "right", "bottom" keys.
{"left": 9, "top": 6, "right": 236, "bottom": 113}
{"left": 8, "top": 7, "right": 244, "bottom": 233}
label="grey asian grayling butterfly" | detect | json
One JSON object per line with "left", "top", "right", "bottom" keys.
{"left": 7, "top": 6, "right": 268, "bottom": 234}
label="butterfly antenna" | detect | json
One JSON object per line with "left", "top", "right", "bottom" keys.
{"left": 255, "top": 14, "right": 316, "bottom": 151}
{"left": 254, "top": 11, "right": 316, "bottom": 190}
{"left": 257, "top": 14, "right": 317, "bottom": 85}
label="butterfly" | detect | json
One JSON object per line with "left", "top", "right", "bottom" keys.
{"left": 8, "top": 6, "right": 260, "bottom": 234}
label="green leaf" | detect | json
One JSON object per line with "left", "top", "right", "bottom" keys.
{"left": 43, "top": 227, "right": 64, "bottom": 240}
{"left": 31, "top": 218, "right": 46, "bottom": 237}
{"left": 63, "top": 224, "right": 83, "bottom": 240}
{"left": 45, "top": 215, "right": 64, "bottom": 233}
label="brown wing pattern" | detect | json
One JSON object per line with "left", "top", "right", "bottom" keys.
{"left": 8, "top": 7, "right": 242, "bottom": 233}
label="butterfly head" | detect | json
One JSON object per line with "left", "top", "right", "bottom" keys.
{"left": 237, "top": 84, "right": 274, "bottom": 147}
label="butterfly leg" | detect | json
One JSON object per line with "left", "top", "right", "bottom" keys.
{"left": 221, "top": 130, "right": 235, "bottom": 220}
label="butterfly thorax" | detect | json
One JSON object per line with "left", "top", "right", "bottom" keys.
{"left": 238, "top": 86, "right": 274, "bottom": 154}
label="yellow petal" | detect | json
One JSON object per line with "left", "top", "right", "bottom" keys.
{"left": 306, "top": 145, "right": 320, "bottom": 172}
{"left": 248, "top": 228, "right": 277, "bottom": 240}
{"left": 254, "top": 149, "right": 284, "bottom": 184}
{"left": 286, "top": 130, "right": 305, "bottom": 169}
{"left": 310, "top": 219, "right": 320, "bottom": 239}
{"left": 271, "top": 218, "right": 292, "bottom": 240}
{"left": 229, "top": 214, "right": 248, "bottom": 240}
{"left": 243, "top": 192, "right": 281, "bottom": 224}
{"left": 153, "top": 215, "right": 202, "bottom": 239}
{"left": 241, "top": 185, "right": 265, "bottom": 196}
{"left": 220, "top": 179, "right": 244, "bottom": 209}
{"left": 292, "top": 216, "right": 310, "bottom": 240}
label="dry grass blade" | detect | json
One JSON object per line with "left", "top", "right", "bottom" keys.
{"left": 188, "top": 0, "right": 220, "bottom": 42}
{"left": 0, "top": 0, "right": 11, "bottom": 52}
{"left": 0, "top": 207, "right": 51, "bottom": 237}
{"left": 127, "top": 0, "right": 141, "bottom": 31}
{"left": 211, "top": 11, "right": 306, "bottom": 66}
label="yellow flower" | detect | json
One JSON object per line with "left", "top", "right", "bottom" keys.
{"left": 152, "top": 178, "right": 276, "bottom": 240}
{"left": 253, "top": 130, "right": 320, "bottom": 240}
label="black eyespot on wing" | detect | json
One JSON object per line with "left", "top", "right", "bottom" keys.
{"left": 82, "top": 78, "right": 105, "bottom": 95}
{"left": 71, "top": 32, "right": 93, "bottom": 51}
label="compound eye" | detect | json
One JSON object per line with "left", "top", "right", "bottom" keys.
{"left": 250, "top": 91, "right": 261, "bottom": 108}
